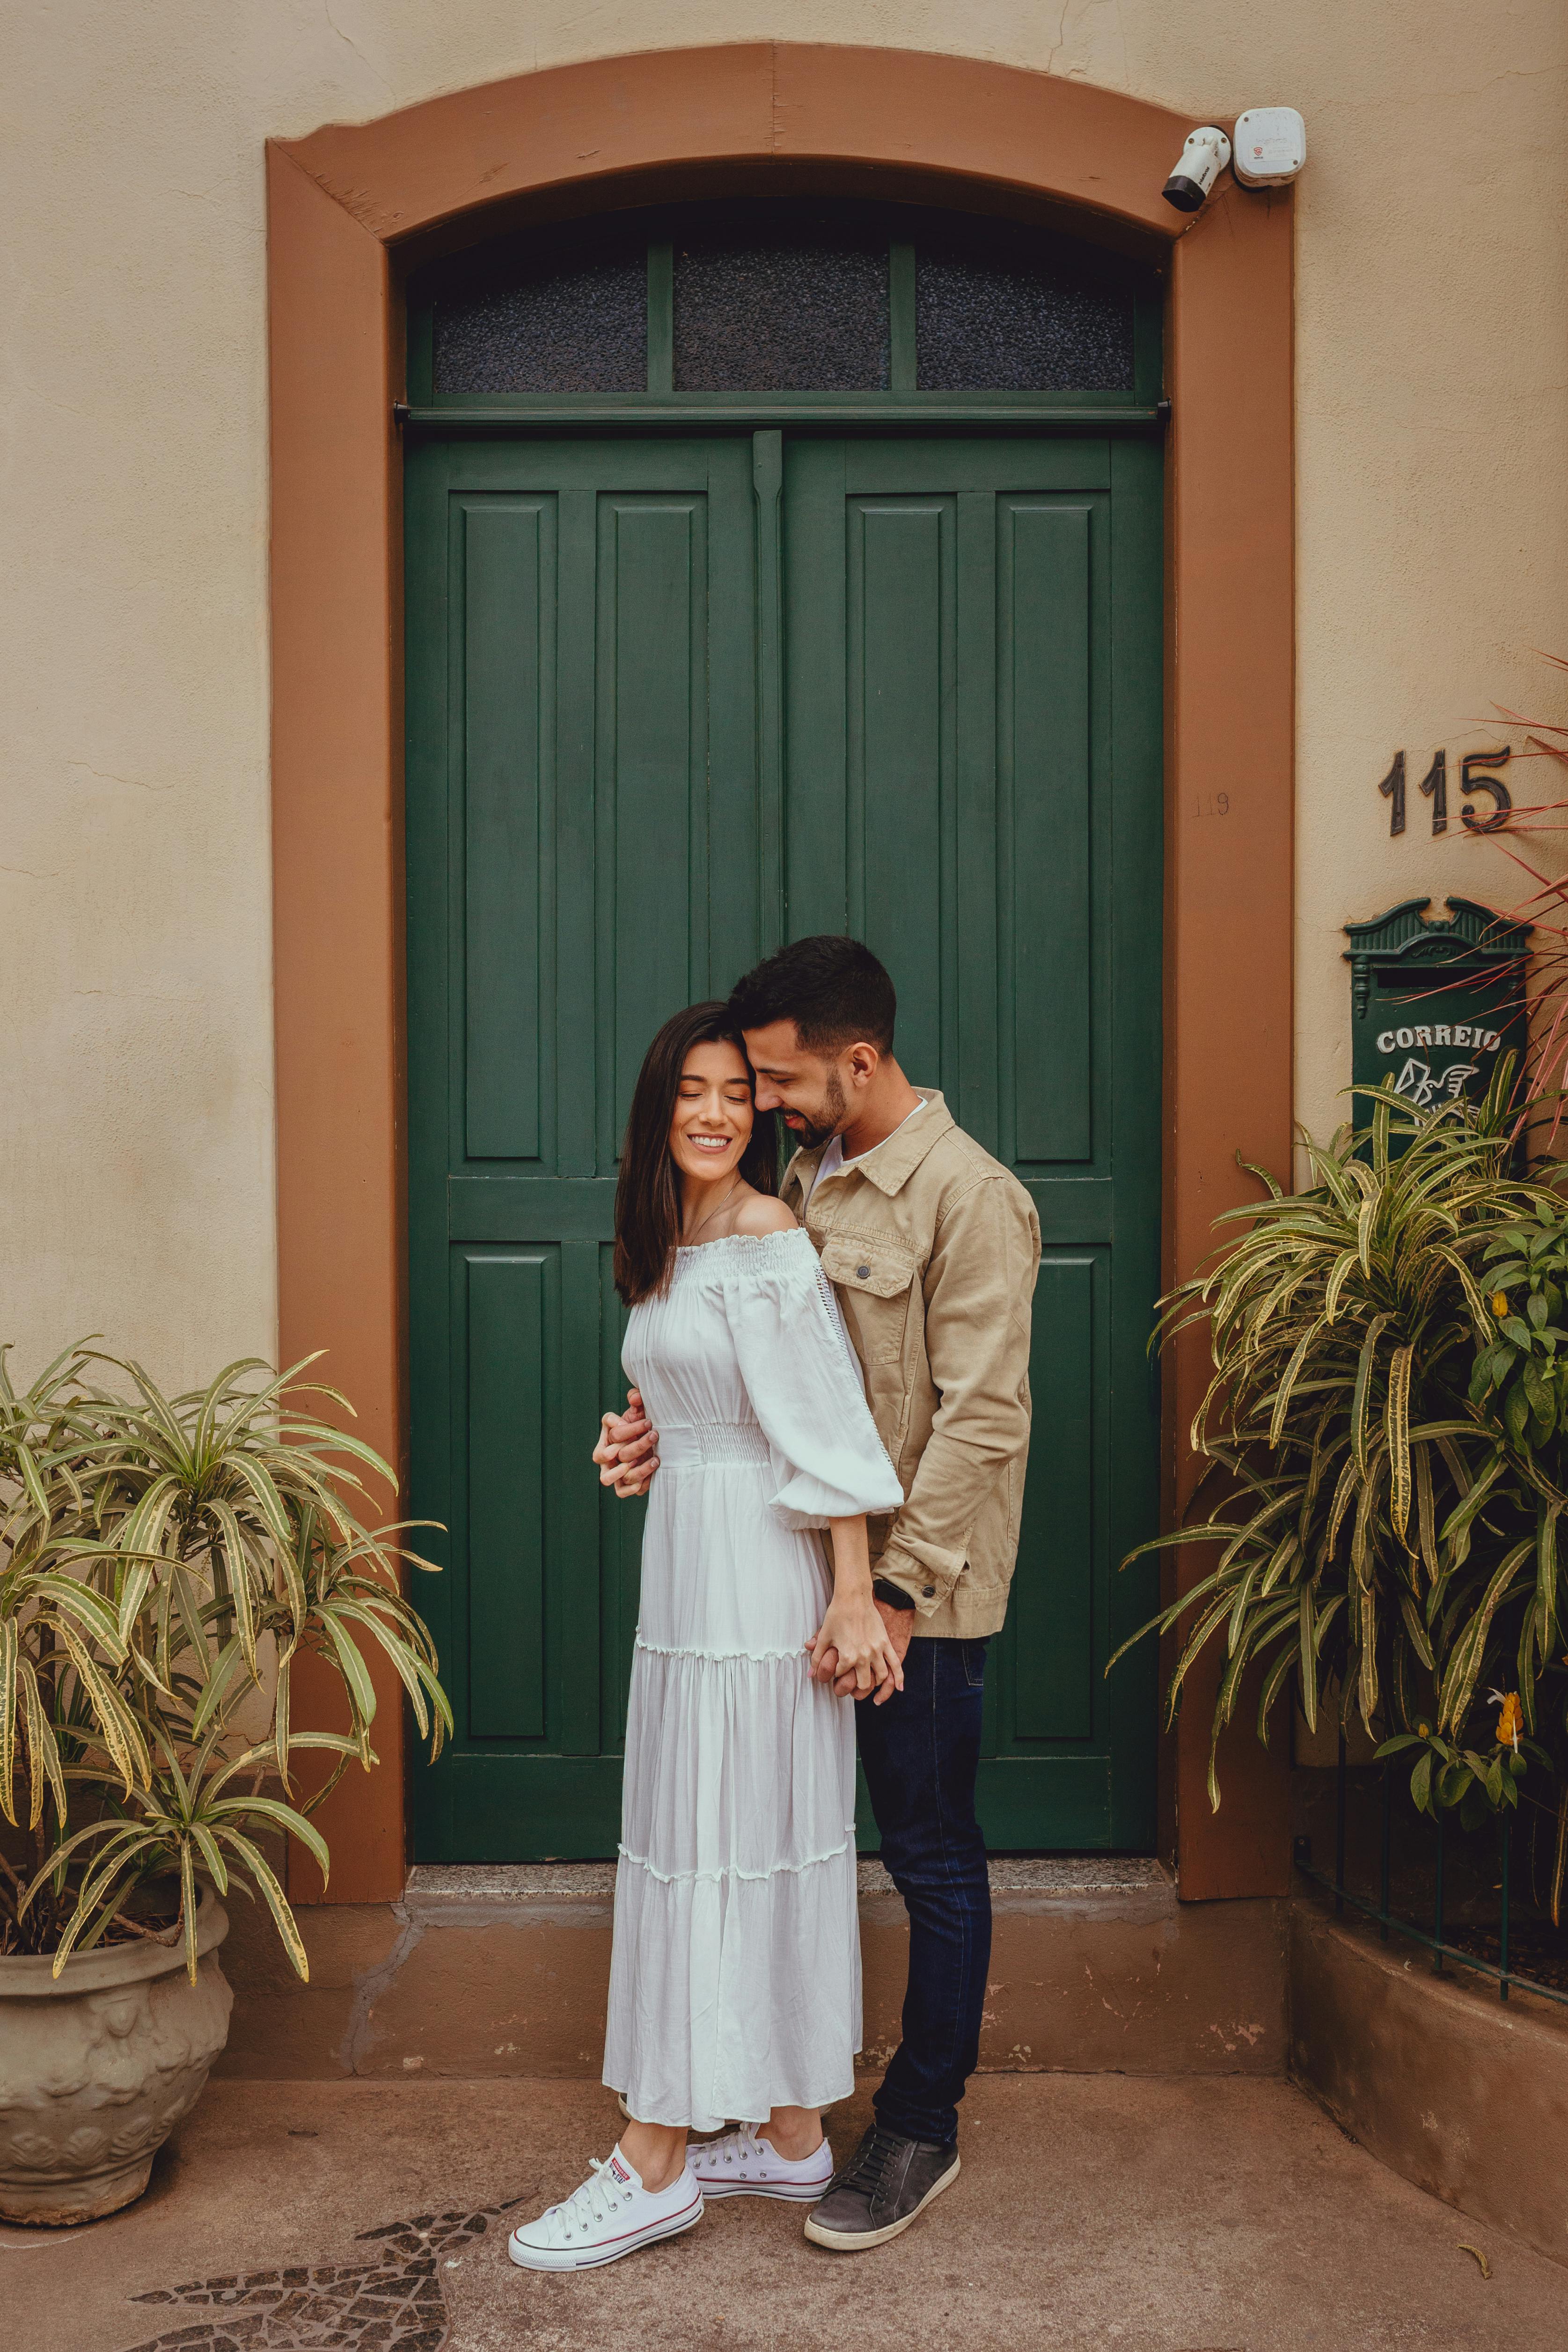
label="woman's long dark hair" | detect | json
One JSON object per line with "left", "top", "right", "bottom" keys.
{"left": 614, "top": 1001, "right": 779, "bottom": 1305}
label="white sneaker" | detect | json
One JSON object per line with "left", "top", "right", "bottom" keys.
{"left": 689, "top": 2123, "right": 835, "bottom": 2202}
{"left": 507, "top": 2146, "right": 703, "bottom": 2271}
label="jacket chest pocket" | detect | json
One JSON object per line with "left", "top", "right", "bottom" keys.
{"left": 820, "top": 1238, "right": 917, "bottom": 1364}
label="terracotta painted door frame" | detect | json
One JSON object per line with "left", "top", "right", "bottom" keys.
{"left": 268, "top": 43, "right": 1294, "bottom": 1906}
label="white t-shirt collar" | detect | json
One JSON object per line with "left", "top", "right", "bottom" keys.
{"left": 805, "top": 1095, "right": 925, "bottom": 1202}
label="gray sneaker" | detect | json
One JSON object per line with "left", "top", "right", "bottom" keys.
{"left": 803, "top": 2124, "right": 960, "bottom": 2250}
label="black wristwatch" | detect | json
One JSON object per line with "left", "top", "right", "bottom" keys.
{"left": 872, "top": 1577, "right": 916, "bottom": 1612}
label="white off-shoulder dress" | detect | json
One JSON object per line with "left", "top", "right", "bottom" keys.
{"left": 603, "top": 1226, "right": 903, "bottom": 2132}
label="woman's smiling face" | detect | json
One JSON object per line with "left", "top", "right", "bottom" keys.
{"left": 668, "top": 1038, "right": 755, "bottom": 1186}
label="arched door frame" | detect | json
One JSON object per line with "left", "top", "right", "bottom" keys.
{"left": 267, "top": 42, "right": 1294, "bottom": 1906}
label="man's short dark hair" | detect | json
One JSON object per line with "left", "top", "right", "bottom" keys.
{"left": 728, "top": 936, "right": 896, "bottom": 1056}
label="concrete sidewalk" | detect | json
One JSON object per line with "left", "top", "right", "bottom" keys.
{"left": 6, "top": 2073, "right": 1559, "bottom": 2352}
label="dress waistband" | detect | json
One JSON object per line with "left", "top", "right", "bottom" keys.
{"left": 657, "top": 1422, "right": 772, "bottom": 1469}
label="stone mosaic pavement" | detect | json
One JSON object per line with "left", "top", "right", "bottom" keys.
{"left": 120, "top": 2207, "right": 494, "bottom": 2351}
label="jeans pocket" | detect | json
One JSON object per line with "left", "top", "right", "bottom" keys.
{"left": 961, "top": 1638, "right": 989, "bottom": 1689}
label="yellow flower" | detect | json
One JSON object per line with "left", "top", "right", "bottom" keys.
{"left": 1493, "top": 1691, "right": 1524, "bottom": 1751}
{"left": 1417, "top": 1721, "right": 1431, "bottom": 1739}
{"left": 1491, "top": 1290, "right": 1509, "bottom": 1318}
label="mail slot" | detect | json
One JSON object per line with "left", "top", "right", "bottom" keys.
{"left": 1344, "top": 896, "right": 1531, "bottom": 1136}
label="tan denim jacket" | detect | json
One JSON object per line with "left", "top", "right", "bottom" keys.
{"left": 781, "top": 1091, "right": 1040, "bottom": 1639}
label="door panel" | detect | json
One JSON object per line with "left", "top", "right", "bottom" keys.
{"left": 597, "top": 491, "right": 711, "bottom": 1155}
{"left": 782, "top": 439, "right": 1158, "bottom": 1851}
{"left": 1012, "top": 1254, "right": 1096, "bottom": 1743}
{"left": 462, "top": 501, "right": 551, "bottom": 1163}
{"left": 1003, "top": 500, "right": 1092, "bottom": 1164}
{"left": 408, "top": 440, "right": 760, "bottom": 1861}
{"left": 408, "top": 430, "right": 1161, "bottom": 1861}
{"left": 850, "top": 497, "right": 956, "bottom": 1092}
{"left": 465, "top": 1250, "right": 549, "bottom": 1741}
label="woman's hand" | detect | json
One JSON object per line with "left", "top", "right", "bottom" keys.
{"left": 808, "top": 1517, "right": 904, "bottom": 1699}
{"left": 593, "top": 1387, "right": 659, "bottom": 1498}
{"left": 834, "top": 1597, "right": 915, "bottom": 1704}
{"left": 807, "top": 1590, "right": 905, "bottom": 1699}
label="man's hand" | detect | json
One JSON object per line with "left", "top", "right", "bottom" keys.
{"left": 809, "top": 1594, "right": 909, "bottom": 1703}
{"left": 592, "top": 1386, "right": 659, "bottom": 1499}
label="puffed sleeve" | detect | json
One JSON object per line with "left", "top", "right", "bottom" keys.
{"left": 721, "top": 1231, "right": 904, "bottom": 1529}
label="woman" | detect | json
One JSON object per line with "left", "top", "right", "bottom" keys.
{"left": 508, "top": 1002, "right": 904, "bottom": 2272}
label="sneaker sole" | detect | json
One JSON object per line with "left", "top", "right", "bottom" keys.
{"left": 802, "top": 2153, "right": 961, "bottom": 2251}
{"left": 695, "top": 2176, "right": 833, "bottom": 2203}
{"left": 507, "top": 2193, "right": 703, "bottom": 2272}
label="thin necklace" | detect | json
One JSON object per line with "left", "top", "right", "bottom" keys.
{"left": 684, "top": 1176, "right": 742, "bottom": 1244}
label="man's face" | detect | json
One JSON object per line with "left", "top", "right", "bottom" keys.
{"left": 742, "top": 1020, "right": 851, "bottom": 1150}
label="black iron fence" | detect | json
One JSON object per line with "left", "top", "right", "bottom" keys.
{"left": 1294, "top": 1733, "right": 1568, "bottom": 2009}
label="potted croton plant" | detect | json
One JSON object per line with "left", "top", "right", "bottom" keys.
{"left": 0, "top": 1343, "right": 449, "bottom": 2224}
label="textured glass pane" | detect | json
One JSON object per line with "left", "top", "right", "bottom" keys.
{"left": 672, "top": 202, "right": 888, "bottom": 391}
{"left": 433, "top": 221, "right": 645, "bottom": 394}
{"left": 916, "top": 219, "right": 1134, "bottom": 392}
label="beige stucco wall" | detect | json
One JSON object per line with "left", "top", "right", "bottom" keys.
{"left": 3, "top": 3, "right": 1565, "bottom": 1385}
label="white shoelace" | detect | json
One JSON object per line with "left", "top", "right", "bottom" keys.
{"left": 536, "top": 2156, "right": 638, "bottom": 2243}
{"left": 701, "top": 2123, "right": 819, "bottom": 2174}
{"left": 702, "top": 2124, "right": 765, "bottom": 2171}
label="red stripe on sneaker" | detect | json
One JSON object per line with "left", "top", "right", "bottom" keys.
{"left": 589, "top": 2193, "right": 702, "bottom": 2251}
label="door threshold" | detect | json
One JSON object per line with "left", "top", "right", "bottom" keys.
{"left": 401, "top": 1855, "right": 1174, "bottom": 1920}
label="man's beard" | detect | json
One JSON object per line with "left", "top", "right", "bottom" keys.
{"left": 789, "top": 1069, "right": 848, "bottom": 1151}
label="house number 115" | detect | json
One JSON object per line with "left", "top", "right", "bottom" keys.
{"left": 1377, "top": 747, "right": 1512, "bottom": 836}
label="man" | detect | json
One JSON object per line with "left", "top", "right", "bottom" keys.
{"left": 596, "top": 936, "right": 1039, "bottom": 2251}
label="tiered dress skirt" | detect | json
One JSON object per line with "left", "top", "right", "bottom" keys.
{"left": 602, "top": 1230, "right": 903, "bottom": 2132}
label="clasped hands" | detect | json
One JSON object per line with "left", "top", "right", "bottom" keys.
{"left": 807, "top": 1586, "right": 911, "bottom": 1706}
{"left": 593, "top": 1391, "right": 913, "bottom": 1704}
{"left": 594, "top": 1386, "right": 660, "bottom": 1498}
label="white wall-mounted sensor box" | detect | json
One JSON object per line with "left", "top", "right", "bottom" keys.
{"left": 1232, "top": 107, "right": 1306, "bottom": 187}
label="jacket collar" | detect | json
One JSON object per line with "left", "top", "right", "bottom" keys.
{"left": 785, "top": 1088, "right": 953, "bottom": 1201}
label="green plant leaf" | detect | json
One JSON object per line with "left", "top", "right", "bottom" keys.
{"left": 212, "top": 1828, "right": 310, "bottom": 1982}
{"left": 1386, "top": 1342, "right": 1414, "bottom": 1541}
{"left": 1411, "top": 1749, "right": 1433, "bottom": 1812}
{"left": 1352, "top": 1315, "right": 1393, "bottom": 1474}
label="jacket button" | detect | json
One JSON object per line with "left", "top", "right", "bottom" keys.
{"left": 857, "top": 1264, "right": 871, "bottom": 1280}
{"left": 923, "top": 1586, "right": 935, "bottom": 1598}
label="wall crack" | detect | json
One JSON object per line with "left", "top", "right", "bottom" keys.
{"left": 339, "top": 1900, "right": 424, "bottom": 2075}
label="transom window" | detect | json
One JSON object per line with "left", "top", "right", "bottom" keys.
{"left": 417, "top": 199, "right": 1148, "bottom": 400}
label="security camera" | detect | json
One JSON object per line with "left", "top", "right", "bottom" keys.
{"left": 1162, "top": 126, "right": 1231, "bottom": 213}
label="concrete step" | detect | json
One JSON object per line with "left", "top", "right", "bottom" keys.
{"left": 217, "top": 1859, "right": 1287, "bottom": 2082}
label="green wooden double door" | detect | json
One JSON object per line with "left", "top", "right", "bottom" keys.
{"left": 406, "top": 429, "right": 1162, "bottom": 1861}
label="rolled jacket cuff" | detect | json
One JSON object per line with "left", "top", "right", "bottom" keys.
{"left": 876, "top": 1539, "right": 966, "bottom": 1619}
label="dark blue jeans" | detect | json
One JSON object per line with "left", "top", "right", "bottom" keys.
{"left": 855, "top": 1634, "right": 990, "bottom": 2148}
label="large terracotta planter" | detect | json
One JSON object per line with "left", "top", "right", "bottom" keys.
{"left": 0, "top": 1886, "right": 231, "bottom": 2225}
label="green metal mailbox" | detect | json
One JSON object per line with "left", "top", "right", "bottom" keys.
{"left": 1344, "top": 897, "right": 1531, "bottom": 1126}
